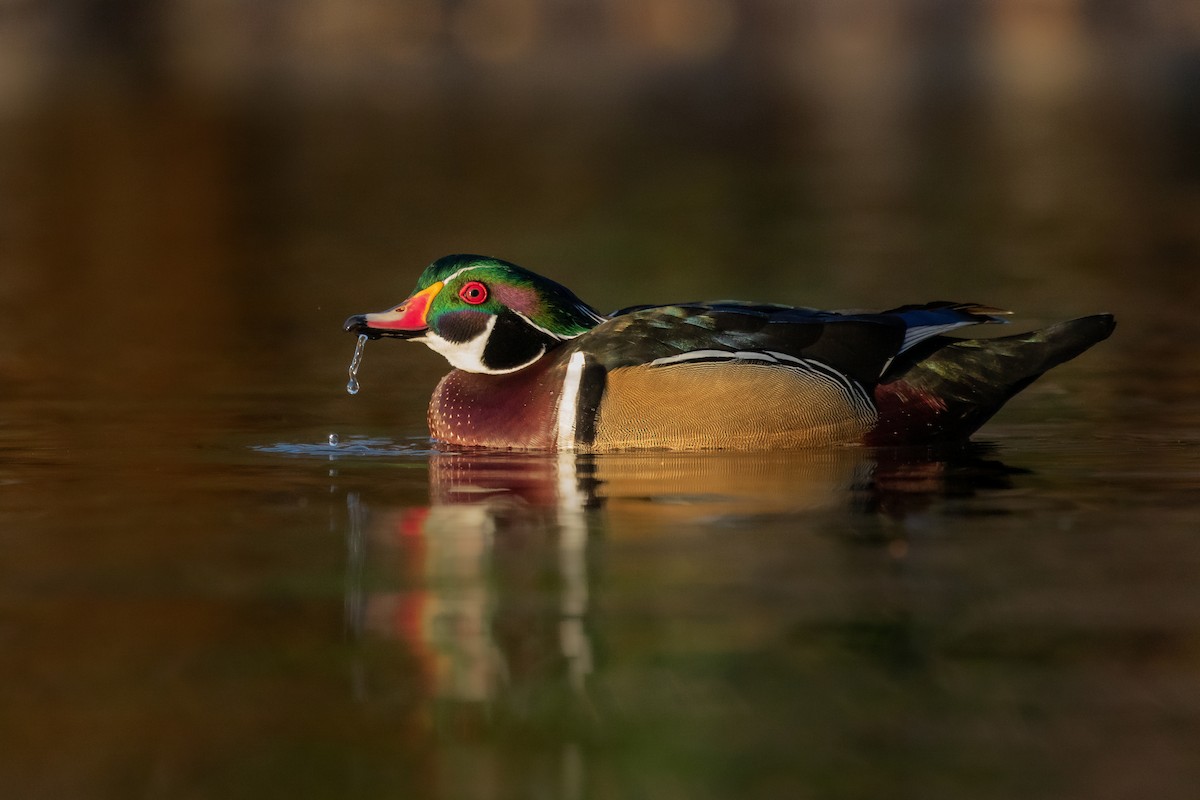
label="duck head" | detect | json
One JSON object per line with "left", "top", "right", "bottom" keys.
{"left": 344, "top": 255, "right": 606, "bottom": 374}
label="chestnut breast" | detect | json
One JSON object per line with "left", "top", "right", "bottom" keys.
{"left": 428, "top": 357, "right": 564, "bottom": 449}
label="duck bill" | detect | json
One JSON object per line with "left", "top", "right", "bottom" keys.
{"left": 343, "top": 281, "right": 443, "bottom": 339}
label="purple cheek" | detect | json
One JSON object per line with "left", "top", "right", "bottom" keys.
{"left": 492, "top": 284, "right": 538, "bottom": 315}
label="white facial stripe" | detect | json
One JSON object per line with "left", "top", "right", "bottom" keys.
{"left": 437, "top": 264, "right": 480, "bottom": 286}
{"left": 556, "top": 351, "right": 586, "bottom": 450}
{"left": 513, "top": 310, "right": 572, "bottom": 341}
{"left": 439, "top": 264, "right": 603, "bottom": 328}
{"left": 579, "top": 304, "right": 608, "bottom": 324}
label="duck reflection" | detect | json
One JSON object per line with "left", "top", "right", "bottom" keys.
{"left": 429, "top": 448, "right": 878, "bottom": 521}
{"left": 426, "top": 444, "right": 1023, "bottom": 522}
{"left": 340, "top": 445, "right": 1023, "bottom": 796}
{"left": 343, "top": 445, "right": 1020, "bottom": 703}
{"left": 344, "top": 477, "right": 596, "bottom": 721}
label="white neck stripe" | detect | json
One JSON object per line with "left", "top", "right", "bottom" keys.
{"left": 556, "top": 351, "right": 586, "bottom": 450}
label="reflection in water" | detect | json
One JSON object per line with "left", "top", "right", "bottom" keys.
{"left": 341, "top": 445, "right": 1021, "bottom": 794}
{"left": 344, "top": 459, "right": 594, "bottom": 701}
{"left": 424, "top": 445, "right": 1021, "bottom": 523}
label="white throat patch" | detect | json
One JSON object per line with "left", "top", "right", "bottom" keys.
{"left": 418, "top": 315, "right": 545, "bottom": 375}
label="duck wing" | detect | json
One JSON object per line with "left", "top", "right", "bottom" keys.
{"left": 588, "top": 301, "right": 1004, "bottom": 387}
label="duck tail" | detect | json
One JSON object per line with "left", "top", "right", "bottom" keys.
{"left": 866, "top": 314, "right": 1116, "bottom": 445}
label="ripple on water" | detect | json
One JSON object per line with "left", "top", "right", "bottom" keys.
{"left": 252, "top": 435, "right": 434, "bottom": 459}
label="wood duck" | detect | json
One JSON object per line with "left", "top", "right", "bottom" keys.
{"left": 344, "top": 254, "right": 1115, "bottom": 451}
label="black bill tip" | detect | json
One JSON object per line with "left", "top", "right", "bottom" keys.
{"left": 343, "top": 315, "right": 377, "bottom": 337}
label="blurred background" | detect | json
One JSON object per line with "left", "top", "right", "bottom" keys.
{"left": 2, "top": 0, "right": 1199, "bottom": 386}
{"left": 3, "top": 2, "right": 1200, "bottom": 798}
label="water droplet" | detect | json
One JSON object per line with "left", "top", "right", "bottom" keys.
{"left": 328, "top": 433, "right": 339, "bottom": 447}
{"left": 346, "top": 334, "right": 368, "bottom": 395}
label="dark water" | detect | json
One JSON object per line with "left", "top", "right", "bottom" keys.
{"left": 4, "top": 379, "right": 1200, "bottom": 799}
{"left": 4, "top": 4, "right": 1200, "bottom": 797}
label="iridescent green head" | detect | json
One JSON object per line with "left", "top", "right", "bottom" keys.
{"left": 344, "top": 255, "right": 606, "bottom": 373}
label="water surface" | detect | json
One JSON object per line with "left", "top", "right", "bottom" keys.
{"left": 3, "top": 368, "right": 1199, "bottom": 799}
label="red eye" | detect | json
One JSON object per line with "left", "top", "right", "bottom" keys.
{"left": 458, "top": 281, "right": 488, "bottom": 305}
